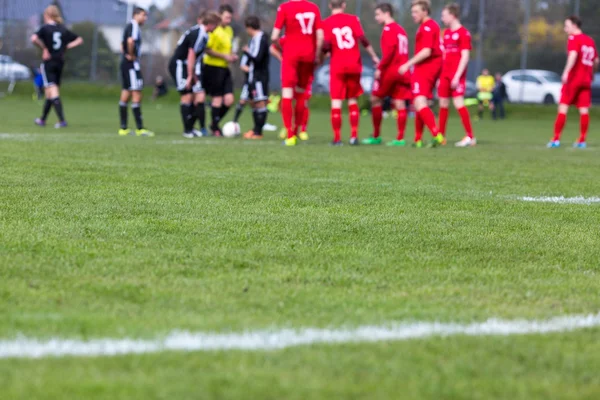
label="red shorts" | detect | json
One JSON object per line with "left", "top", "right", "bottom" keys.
{"left": 438, "top": 75, "right": 467, "bottom": 98}
{"left": 560, "top": 83, "right": 591, "bottom": 108}
{"left": 372, "top": 70, "right": 412, "bottom": 100}
{"left": 281, "top": 58, "right": 315, "bottom": 90}
{"left": 412, "top": 62, "right": 442, "bottom": 99}
{"left": 330, "top": 72, "right": 363, "bottom": 100}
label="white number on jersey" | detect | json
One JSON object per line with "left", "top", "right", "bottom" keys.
{"left": 53, "top": 32, "right": 62, "bottom": 50}
{"left": 398, "top": 34, "right": 408, "bottom": 55}
{"left": 332, "top": 27, "right": 355, "bottom": 50}
{"left": 295, "top": 12, "right": 316, "bottom": 35}
{"left": 581, "top": 45, "right": 596, "bottom": 66}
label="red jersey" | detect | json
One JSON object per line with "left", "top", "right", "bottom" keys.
{"left": 441, "top": 26, "right": 471, "bottom": 78}
{"left": 323, "top": 13, "right": 366, "bottom": 74}
{"left": 274, "top": 0, "right": 322, "bottom": 62}
{"left": 378, "top": 22, "right": 409, "bottom": 77}
{"left": 415, "top": 18, "right": 443, "bottom": 70}
{"left": 567, "top": 33, "right": 598, "bottom": 86}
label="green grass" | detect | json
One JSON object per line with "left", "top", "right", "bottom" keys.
{"left": 1, "top": 94, "right": 599, "bottom": 399}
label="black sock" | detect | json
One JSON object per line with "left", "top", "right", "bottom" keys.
{"left": 119, "top": 101, "right": 128, "bottom": 129}
{"left": 233, "top": 103, "right": 244, "bottom": 123}
{"left": 41, "top": 99, "right": 53, "bottom": 121}
{"left": 253, "top": 107, "right": 267, "bottom": 136}
{"left": 220, "top": 105, "right": 230, "bottom": 120}
{"left": 132, "top": 103, "right": 144, "bottom": 130}
{"left": 180, "top": 103, "right": 194, "bottom": 133}
{"left": 211, "top": 106, "right": 222, "bottom": 130}
{"left": 195, "top": 102, "right": 206, "bottom": 129}
{"left": 52, "top": 97, "right": 65, "bottom": 122}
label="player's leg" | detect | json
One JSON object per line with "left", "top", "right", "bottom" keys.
{"left": 51, "top": 63, "right": 67, "bottom": 128}
{"left": 234, "top": 83, "right": 249, "bottom": 123}
{"left": 180, "top": 92, "right": 195, "bottom": 138}
{"left": 292, "top": 62, "right": 314, "bottom": 140}
{"left": 414, "top": 111, "right": 424, "bottom": 148}
{"left": 437, "top": 78, "right": 451, "bottom": 139}
{"left": 299, "top": 79, "right": 313, "bottom": 141}
{"left": 387, "top": 98, "right": 407, "bottom": 147}
{"left": 35, "top": 63, "right": 53, "bottom": 127}
{"left": 344, "top": 74, "right": 362, "bottom": 145}
{"left": 329, "top": 73, "right": 344, "bottom": 145}
{"left": 363, "top": 76, "right": 386, "bottom": 145}
{"left": 280, "top": 58, "right": 298, "bottom": 145}
{"left": 244, "top": 80, "right": 268, "bottom": 139}
{"left": 453, "top": 96, "right": 476, "bottom": 147}
{"left": 128, "top": 65, "right": 152, "bottom": 137}
{"left": 412, "top": 76, "right": 442, "bottom": 147}
{"left": 575, "top": 87, "right": 591, "bottom": 148}
{"left": 550, "top": 103, "right": 569, "bottom": 147}
{"left": 192, "top": 68, "right": 207, "bottom": 136}
{"left": 221, "top": 69, "right": 234, "bottom": 120}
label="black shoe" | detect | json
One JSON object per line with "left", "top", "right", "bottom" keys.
{"left": 349, "top": 138, "right": 359, "bottom": 146}
{"left": 330, "top": 140, "right": 343, "bottom": 147}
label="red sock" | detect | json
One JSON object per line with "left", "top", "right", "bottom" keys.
{"left": 396, "top": 109, "right": 407, "bottom": 140}
{"left": 349, "top": 103, "right": 359, "bottom": 139}
{"left": 457, "top": 107, "right": 473, "bottom": 139}
{"left": 415, "top": 113, "right": 424, "bottom": 142}
{"left": 331, "top": 108, "right": 342, "bottom": 142}
{"left": 417, "top": 107, "right": 438, "bottom": 137}
{"left": 293, "top": 92, "right": 306, "bottom": 136}
{"left": 302, "top": 107, "right": 310, "bottom": 132}
{"left": 282, "top": 98, "right": 293, "bottom": 138}
{"left": 439, "top": 107, "right": 449, "bottom": 137}
{"left": 579, "top": 114, "right": 589, "bottom": 143}
{"left": 372, "top": 105, "right": 382, "bottom": 138}
{"left": 553, "top": 113, "right": 567, "bottom": 141}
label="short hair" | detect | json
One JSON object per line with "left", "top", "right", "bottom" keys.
{"left": 412, "top": 0, "right": 431, "bottom": 14}
{"left": 219, "top": 4, "right": 234, "bottom": 15}
{"left": 245, "top": 15, "right": 260, "bottom": 30}
{"left": 566, "top": 15, "right": 582, "bottom": 28}
{"left": 133, "top": 7, "right": 147, "bottom": 16}
{"left": 375, "top": 3, "right": 394, "bottom": 17}
{"left": 202, "top": 12, "right": 222, "bottom": 26}
{"left": 444, "top": 3, "right": 460, "bottom": 18}
{"left": 329, "top": 0, "right": 346, "bottom": 8}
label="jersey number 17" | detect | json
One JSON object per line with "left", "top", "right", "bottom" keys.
{"left": 295, "top": 12, "right": 316, "bottom": 35}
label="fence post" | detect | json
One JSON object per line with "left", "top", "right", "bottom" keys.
{"left": 519, "top": 0, "right": 530, "bottom": 103}
{"left": 475, "top": 0, "right": 485, "bottom": 76}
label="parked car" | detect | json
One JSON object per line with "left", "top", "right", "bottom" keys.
{"left": 313, "top": 62, "right": 376, "bottom": 94}
{"left": 591, "top": 73, "right": 600, "bottom": 104}
{"left": 0, "top": 55, "right": 31, "bottom": 81}
{"left": 502, "top": 69, "right": 562, "bottom": 104}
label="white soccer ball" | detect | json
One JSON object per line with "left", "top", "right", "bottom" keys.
{"left": 222, "top": 122, "right": 241, "bottom": 138}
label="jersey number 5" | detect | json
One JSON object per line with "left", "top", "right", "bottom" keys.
{"left": 295, "top": 12, "right": 316, "bottom": 35}
{"left": 53, "top": 32, "right": 62, "bottom": 51}
{"left": 332, "top": 27, "right": 355, "bottom": 50}
{"left": 581, "top": 45, "right": 595, "bottom": 66}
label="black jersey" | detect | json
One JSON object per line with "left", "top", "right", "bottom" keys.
{"left": 243, "top": 31, "right": 270, "bottom": 83}
{"left": 35, "top": 23, "right": 79, "bottom": 61}
{"left": 121, "top": 20, "right": 142, "bottom": 60}
{"left": 172, "top": 25, "right": 209, "bottom": 62}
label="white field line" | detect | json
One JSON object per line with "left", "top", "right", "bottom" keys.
{"left": 1, "top": 313, "right": 599, "bottom": 359}
{"left": 517, "top": 196, "right": 600, "bottom": 205}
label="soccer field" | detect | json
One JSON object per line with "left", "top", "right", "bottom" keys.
{"left": 1, "top": 94, "right": 600, "bottom": 399}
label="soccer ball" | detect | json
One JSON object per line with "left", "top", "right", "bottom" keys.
{"left": 222, "top": 122, "right": 241, "bottom": 138}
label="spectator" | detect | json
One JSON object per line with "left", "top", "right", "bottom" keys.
{"left": 492, "top": 72, "right": 507, "bottom": 120}
{"left": 476, "top": 68, "right": 495, "bottom": 119}
{"left": 152, "top": 76, "right": 168, "bottom": 101}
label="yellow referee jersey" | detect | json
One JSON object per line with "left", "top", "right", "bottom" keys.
{"left": 203, "top": 25, "right": 234, "bottom": 68}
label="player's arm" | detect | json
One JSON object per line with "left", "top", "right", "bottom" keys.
{"left": 186, "top": 47, "right": 196, "bottom": 88}
{"left": 30, "top": 33, "right": 46, "bottom": 50}
{"left": 269, "top": 44, "right": 282, "bottom": 62}
{"left": 66, "top": 36, "right": 84, "bottom": 50}
{"left": 452, "top": 49, "right": 470, "bottom": 85}
{"left": 377, "top": 33, "right": 396, "bottom": 73}
{"left": 271, "top": 7, "right": 284, "bottom": 43}
{"left": 561, "top": 50, "right": 579, "bottom": 83}
{"left": 315, "top": 28, "right": 324, "bottom": 62}
{"left": 359, "top": 36, "right": 379, "bottom": 65}
{"left": 205, "top": 43, "right": 237, "bottom": 63}
{"left": 403, "top": 48, "right": 432, "bottom": 69}
{"left": 594, "top": 56, "right": 600, "bottom": 72}
{"left": 127, "top": 37, "right": 136, "bottom": 60}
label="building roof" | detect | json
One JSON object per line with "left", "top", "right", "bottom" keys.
{"left": 1, "top": 0, "right": 128, "bottom": 26}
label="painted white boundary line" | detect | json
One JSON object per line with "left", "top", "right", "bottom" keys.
{"left": 1, "top": 313, "right": 599, "bottom": 359}
{"left": 517, "top": 196, "right": 600, "bottom": 205}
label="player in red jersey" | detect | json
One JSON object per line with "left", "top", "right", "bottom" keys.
{"left": 270, "top": 36, "right": 313, "bottom": 140}
{"left": 272, "top": 0, "right": 323, "bottom": 147}
{"left": 439, "top": 3, "right": 475, "bottom": 147}
{"left": 549, "top": 15, "right": 598, "bottom": 149}
{"left": 322, "top": 0, "right": 379, "bottom": 146}
{"left": 399, "top": 0, "right": 444, "bottom": 148}
{"left": 362, "top": 3, "right": 410, "bottom": 147}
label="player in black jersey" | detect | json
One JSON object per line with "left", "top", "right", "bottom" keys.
{"left": 31, "top": 5, "right": 83, "bottom": 128}
{"left": 232, "top": 54, "right": 251, "bottom": 125}
{"left": 241, "top": 16, "right": 270, "bottom": 140}
{"left": 168, "top": 12, "right": 220, "bottom": 138}
{"left": 118, "top": 7, "right": 153, "bottom": 137}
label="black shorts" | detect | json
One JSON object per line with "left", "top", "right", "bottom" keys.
{"left": 40, "top": 59, "right": 64, "bottom": 87}
{"left": 169, "top": 59, "right": 193, "bottom": 94}
{"left": 202, "top": 65, "right": 233, "bottom": 97}
{"left": 248, "top": 75, "right": 269, "bottom": 102}
{"left": 120, "top": 60, "right": 144, "bottom": 91}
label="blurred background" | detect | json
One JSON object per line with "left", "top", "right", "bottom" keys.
{"left": 1, "top": 0, "right": 599, "bottom": 103}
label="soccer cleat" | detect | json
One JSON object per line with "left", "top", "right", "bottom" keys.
{"left": 573, "top": 141, "right": 587, "bottom": 149}
{"left": 54, "top": 121, "right": 68, "bottom": 129}
{"left": 412, "top": 140, "right": 423, "bottom": 148}
{"left": 387, "top": 139, "right": 407, "bottom": 147}
{"left": 441, "top": 136, "right": 448, "bottom": 146}
{"left": 34, "top": 118, "right": 46, "bottom": 127}
{"left": 284, "top": 136, "right": 298, "bottom": 147}
{"left": 192, "top": 129, "right": 206, "bottom": 137}
{"left": 263, "top": 123, "right": 277, "bottom": 132}
{"left": 349, "top": 137, "right": 359, "bottom": 146}
{"left": 299, "top": 131, "right": 309, "bottom": 141}
{"left": 279, "top": 128, "right": 287, "bottom": 140}
{"left": 118, "top": 128, "right": 131, "bottom": 136}
{"left": 455, "top": 136, "right": 477, "bottom": 147}
{"left": 183, "top": 132, "right": 195, "bottom": 139}
{"left": 197, "top": 128, "right": 209, "bottom": 137}
{"left": 243, "top": 130, "right": 263, "bottom": 140}
{"left": 136, "top": 129, "right": 155, "bottom": 137}
{"left": 427, "top": 133, "right": 445, "bottom": 148}
{"left": 330, "top": 140, "right": 343, "bottom": 147}
{"left": 547, "top": 140, "right": 560, "bottom": 148}
{"left": 361, "top": 136, "right": 383, "bottom": 145}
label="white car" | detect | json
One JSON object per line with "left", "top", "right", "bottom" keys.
{"left": 502, "top": 69, "right": 562, "bottom": 104}
{"left": 0, "top": 55, "right": 31, "bottom": 81}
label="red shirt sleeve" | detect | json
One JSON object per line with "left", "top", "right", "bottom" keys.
{"left": 313, "top": 8, "right": 322, "bottom": 31}
{"left": 567, "top": 35, "right": 579, "bottom": 53}
{"left": 274, "top": 6, "right": 285, "bottom": 30}
{"left": 420, "top": 24, "right": 436, "bottom": 50}
{"left": 378, "top": 30, "right": 397, "bottom": 71}
{"left": 354, "top": 17, "right": 365, "bottom": 38}
{"left": 460, "top": 30, "right": 472, "bottom": 51}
